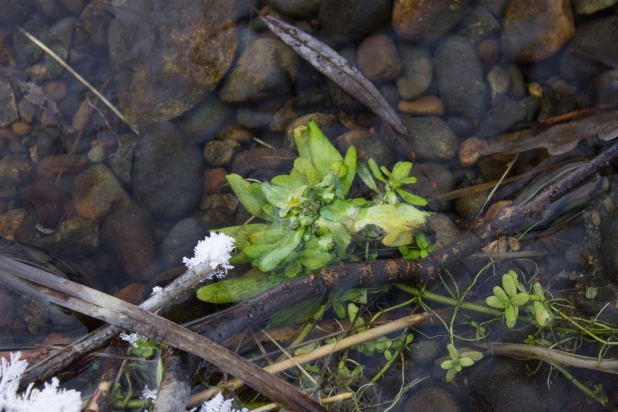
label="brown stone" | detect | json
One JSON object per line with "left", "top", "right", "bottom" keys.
{"left": 502, "top": 0, "right": 574, "bottom": 62}
{"left": 101, "top": 208, "right": 157, "bottom": 282}
{"left": 392, "top": 0, "right": 469, "bottom": 43}
{"left": 17, "top": 99, "right": 35, "bottom": 124}
{"left": 42, "top": 80, "right": 67, "bottom": 101}
{"left": 0, "top": 77, "right": 18, "bottom": 127}
{"left": 113, "top": 282, "right": 148, "bottom": 305}
{"left": 11, "top": 122, "right": 31, "bottom": 137}
{"left": 0, "top": 209, "right": 27, "bottom": 241}
{"left": 37, "top": 154, "right": 89, "bottom": 179}
{"left": 203, "top": 167, "right": 229, "bottom": 194}
{"left": 203, "top": 140, "right": 239, "bottom": 166}
{"left": 459, "top": 137, "right": 488, "bottom": 168}
{"left": 398, "top": 95, "right": 445, "bottom": 116}
{"left": 357, "top": 33, "right": 402, "bottom": 82}
{"left": 0, "top": 156, "right": 31, "bottom": 184}
{"left": 72, "top": 164, "right": 134, "bottom": 223}
{"left": 109, "top": 0, "right": 238, "bottom": 128}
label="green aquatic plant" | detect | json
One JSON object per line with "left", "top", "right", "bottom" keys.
{"left": 440, "top": 344, "right": 483, "bottom": 382}
{"left": 197, "top": 121, "right": 428, "bottom": 304}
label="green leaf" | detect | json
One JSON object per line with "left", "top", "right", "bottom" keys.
{"left": 271, "top": 174, "right": 307, "bottom": 189}
{"left": 299, "top": 249, "right": 333, "bottom": 270}
{"left": 337, "top": 289, "right": 366, "bottom": 303}
{"left": 196, "top": 272, "right": 282, "bottom": 303}
{"left": 415, "top": 232, "right": 428, "bottom": 249}
{"left": 459, "top": 357, "right": 474, "bottom": 367}
{"left": 261, "top": 182, "right": 307, "bottom": 215}
{"left": 333, "top": 301, "right": 346, "bottom": 319}
{"left": 532, "top": 301, "right": 552, "bottom": 327}
{"left": 215, "top": 224, "right": 270, "bottom": 251}
{"left": 460, "top": 351, "right": 483, "bottom": 361}
{"left": 337, "top": 146, "right": 357, "bottom": 199}
{"left": 352, "top": 204, "right": 427, "bottom": 247}
{"left": 510, "top": 292, "right": 530, "bottom": 307}
{"left": 399, "top": 176, "right": 418, "bottom": 184}
{"left": 247, "top": 226, "right": 290, "bottom": 246}
{"left": 441, "top": 360, "right": 454, "bottom": 370}
{"left": 486, "top": 295, "right": 507, "bottom": 309}
{"left": 493, "top": 286, "right": 509, "bottom": 303}
{"left": 368, "top": 158, "right": 386, "bottom": 183}
{"left": 357, "top": 163, "right": 379, "bottom": 193}
{"left": 294, "top": 121, "right": 343, "bottom": 180}
{"left": 384, "top": 350, "right": 393, "bottom": 360}
{"left": 396, "top": 188, "right": 428, "bottom": 206}
{"left": 285, "top": 260, "right": 302, "bottom": 277}
{"left": 291, "top": 157, "right": 320, "bottom": 185}
{"left": 505, "top": 305, "right": 519, "bottom": 328}
{"left": 258, "top": 230, "right": 304, "bottom": 272}
{"left": 405, "top": 334, "right": 414, "bottom": 345}
{"left": 226, "top": 174, "right": 269, "bottom": 220}
{"left": 502, "top": 273, "right": 517, "bottom": 297}
{"left": 446, "top": 344, "right": 459, "bottom": 360}
{"left": 445, "top": 367, "right": 457, "bottom": 382}
{"left": 348, "top": 302, "right": 360, "bottom": 324}
{"left": 391, "top": 162, "right": 413, "bottom": 181}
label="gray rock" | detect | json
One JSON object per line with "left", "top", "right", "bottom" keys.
{"left": 12, "top": 15, "right": 45, "bottom": 64}
{"left": 219, "top": 38, "right": 299, "bottom": 104}
{"left": 457, "top": 7, "right": 501, "bottom": 44}
{"left": 264, "top": 0, "right": 322, "bottom": 18}
{"left": 45, "top": 17, "right": 75, "bottom": 77}
{"left": 319, "top": 0, "right": 392, "bottom": 43}
{"left": 455, "top": 189, "right": 487, "bottom": 221}
{"left": 392, "top": 0, "right": 469, "bottom": 44}
{"left": 572, "top": 0, "right": 618, "bottom": 14}
{"left": 402, "top": 116, "right": 458, "bottom": 161}
{"left": 505, "top": 64, "right": 526, "bottom": 99}
{"left": 519, "top": 95, "right": 540, "bottom": 122}
{"left": 75, "top": 0, "right": 112, "bottom": 48}
{"left": 0, "top": 0, "right": 34, "bottom": 26}
{"left": 336, "top": 130, "right": 393, "bottom": 166}
{"left": 400, "top": 386, "right": 460, "bottom": 412}
{"left": 477, "top": 98, "right": 526, "bottom": 138}
{"left": 54, "top": 217, "right": 99, "bottom": 258}
{"left": 407, "top": 163, "right": 456, "bottom": 211}
{"left": 0, "top": 78, "right": 18, "bottom": 128}
{"left": 72, "top": 164, "right": 135, "bottom": 223}
{"left": 108, "top": 137, "right": 136, "bottom": 188}
{"left": 447, "top": 116, "right": 475, "bottom": 137}
{"left": 587, "top": 69, "right": 618, "bottom": 105}
{"left": 435, "top": 36, "right": 488, "bottom": 118}
{"left": 108, "top": 0, "right": 238, "bottom": 128}
{"left": 101, "top": 208, "right": 158, "bottom": 281}
{"left": 132, "top": 123, "right": 204, "bottom": 221}
{"left": 468, "top": 358, "right": 568, "bottom": 412}
{"left": 486, "top": 65, "right": 510, "bottom": 103}
{"left": 397, "top": 47, "right": 433, "bottom": 100}
{"left": 178, "top": 96, "right": 233, "bottom": 144}
{"left": 408, "top": 339, "right": 443, "bottom": 365}
{"left": 426, "top": 212, "right": 460, "bottom": 248}
{"left": 562, "top": 15, "right": 618, "bottom": 70}
{"left": 158, "top": 216, "right": 208, "bottom": 268}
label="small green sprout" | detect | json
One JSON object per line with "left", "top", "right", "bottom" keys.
{"left": 440, "top": 344, "right": 483, "bottom": 382}
{"left": 486, "top": 270, "right": 530, "bottom": 328}
{"left": 358, "top": 159, "right": 427, "bottom": 206}
{"left": 399, "top": 232, "right": 433, "bottom": 259}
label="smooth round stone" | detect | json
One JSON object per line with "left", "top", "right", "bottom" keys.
{"left": 392, "top": 0, "right": 469, "bottom": 44}
{"left": 357, "top": 33, "right": 402, "bottom": 82}
{"left": 397, "top": 47, "right": 433, "bottom": 100}
{"left": 132, "top": 123, "right": 203, "bottom": 221}
{"left": 402, "top": 116, "right": 458, "bottom": 161}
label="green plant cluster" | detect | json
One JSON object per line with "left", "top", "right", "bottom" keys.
{"left": 485, "top": 270, "right": 552, "bottom": 328}
{"left": 197, "top": 121, "right": 428, "bottom": 304}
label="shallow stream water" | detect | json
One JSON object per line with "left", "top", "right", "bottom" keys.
{"left": 1, "top": 0, "right": 618, "bottom": 411}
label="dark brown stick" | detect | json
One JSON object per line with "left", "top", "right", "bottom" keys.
{"left": 0, "top": 258, "right": 325, "bottom": 412}
{"left": 154, "top": 347, "right": 196, "bottom": 412}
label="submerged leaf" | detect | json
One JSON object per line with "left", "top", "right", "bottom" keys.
{"left": 261, "top": 14, "right": 409, "bottom": 136}
{"left": 196, "top": 271, "right": 282, "bottom": 303}
{"left": 226, "top": 174, "right": 269, "bottom": 220}
{"left": 352, "top": 204, "right": 427, "bottom": 246}
{"left": 294, "top": 121, "right": 343, "bottom": 180}
{"left": 258, "top": 229, "right": 304, "bottom": 272}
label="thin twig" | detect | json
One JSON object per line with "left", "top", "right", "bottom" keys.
{"left": 17, "top": 27, "right": 139, "bottom": 135}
